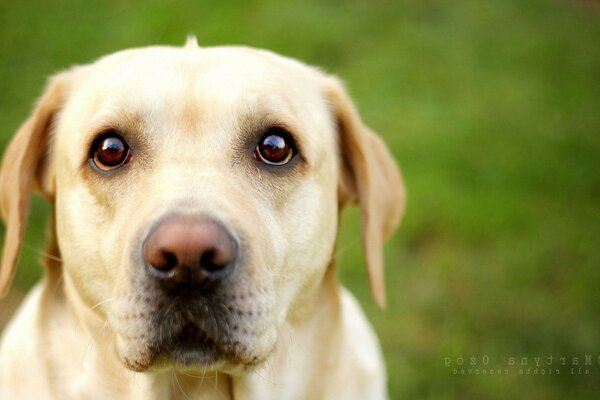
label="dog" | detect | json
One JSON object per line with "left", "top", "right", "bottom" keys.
{"left": 0, "top": 37, "right": 405, "bottom": 399}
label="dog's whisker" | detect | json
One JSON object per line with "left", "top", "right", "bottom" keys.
{"left": 100, "top": 318, "right": 111, "bottom": 339}
{"left": 22, "top": 243, "right": 63, "bottom": 262}
{"left": 49, "top": 271, "right": 65, "bottom": 301}
{"left": 202, "top": 365, "right": 208, "bottom": 385}
{"left": 170, "top": 369, "right": 177, "bottom": 398}
{"left": 89, "top": 297, "right": 115, "bottom": 313}
{"left": 173, "top": 368, "right": 191, "bottom": 400}
{"left": 177, "top": 369, "right": 205, "bottom": 380}
{"left": 278, "top": 324, "right": 295, "bottom": 365}
{"left": 250, "top": 363, "right": 278, "bottom": 386}
{"left": 332, "top": 236, "right": 362, "bottom": 260}
{"left": 212, "top": 372, "right": 223, "bottom": 399}
{"left": 81, "top": 335, "right": 96, "bottom": 370}
{"left": 218, "top": 376, "right": 230, "bottom": 400}
{"left": 207, "top": 303, "right": 221, "bottom": 337}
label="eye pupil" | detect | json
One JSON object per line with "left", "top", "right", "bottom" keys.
{"left": 255, "top": 129, "right": 294, "bottom": 165}
{"left": 261, "top": 135, "right": 287, "bottom": 160}
{"left": 92, "top": 132, "right": 130, "bottom": 170}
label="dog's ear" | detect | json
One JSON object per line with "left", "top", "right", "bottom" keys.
{"left": 0, "top": 71, "right": 74, "bottom": 297}
{"left": 325, "top": 77, "right": 406, "bottom": 308}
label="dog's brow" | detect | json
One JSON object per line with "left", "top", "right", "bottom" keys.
{"left": 237, "top": 101, "right": 303, "bottom": 138}
{"left": 86, "top": 106, "right": 144, "bottom": 131}
{"left": 236, "top": 107, "right": 308, "bottom": 163}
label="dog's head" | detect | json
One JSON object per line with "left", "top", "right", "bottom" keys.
{"left": 0, "top": 39, "right": 404, "bottom": 372}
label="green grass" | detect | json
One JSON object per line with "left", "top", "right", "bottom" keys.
{"left": 1, "top": 0, "right": 600, "bottom": 398}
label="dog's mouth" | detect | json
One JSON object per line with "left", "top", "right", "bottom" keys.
{"left": 120, "top": 321, "right": 222, "bottom": 372}
{"left": 159, "top": 322, "right": 222, "bottom": 367}
{"left": 120, "top": 306, "right": 266, "bottom": 372}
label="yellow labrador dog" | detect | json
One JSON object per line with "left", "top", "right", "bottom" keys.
{"left": 0, "top": 37, "right": 404, "bottom": 399}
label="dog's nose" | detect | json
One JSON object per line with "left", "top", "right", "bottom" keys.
{"left": 143, "top": 216, "right": 237, "bottom": 292}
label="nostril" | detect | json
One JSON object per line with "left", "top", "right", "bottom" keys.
{"left": 160, "top": 251, "right": 178, "bottom": 272}
{"left": 147, "top": 249, "right": 179, "bottom": 272}
{"left": 200, "top": 249, "right": 227, "bottom": 272}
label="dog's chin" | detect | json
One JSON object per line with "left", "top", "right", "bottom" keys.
{"left": 159, "top": 323, "right": 222, "bottom": 367}
{"left": 119, "top": 323, "right": 266, "bottom": 373}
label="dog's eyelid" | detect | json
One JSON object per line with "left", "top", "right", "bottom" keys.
{"left": 266, "top": 120, "right": 304, "bottom": 151}
{"left": 263, "top": 125, "right": 296, "bottom": 145}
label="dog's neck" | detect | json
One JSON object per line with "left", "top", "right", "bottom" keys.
{"left": 38, "top": 262, "right": 343, "bottom": 399}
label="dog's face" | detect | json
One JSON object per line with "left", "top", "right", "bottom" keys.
{"left": 55, "top": 45, "right": 341, "bottom": 371}
{"left": 0, "top": 41, "right": 404, "bottom": 373}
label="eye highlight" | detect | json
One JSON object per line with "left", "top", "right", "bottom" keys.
{"left": 254, "top": 128, "right": 295, "bottom": 165}
{"left": 90, "top": 130, "right": 131, "bottom": 171}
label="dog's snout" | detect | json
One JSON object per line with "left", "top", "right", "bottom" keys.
{"left": 143, "top": 216, "right": 237, "bottom": 292}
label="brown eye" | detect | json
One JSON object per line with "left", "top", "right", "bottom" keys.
{"left": 254, "top": 129, "right": 294, "bottom": 165}
{"left": 91, "top": 131, "right": 131, "bottom": 170}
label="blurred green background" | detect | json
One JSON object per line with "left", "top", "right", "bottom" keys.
{"left": 1, "top": 0, "right": 600, "bottom": 398}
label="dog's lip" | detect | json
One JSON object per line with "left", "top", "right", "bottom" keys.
{"left": 172, "top": 322, "right": 216, "bottom": 348}
{"left": 119, "top": 323, "right": 220, "bottom": 371}
{"left": 120, "top": 313, "right": 269, "bottom": 371}
{"left": 156, "top": 321, "right": 263, "bottom": 368}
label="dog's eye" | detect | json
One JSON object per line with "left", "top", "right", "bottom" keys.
{"left": 254, "top": 128, "right": 294, "bottom": 165}
{"left": 91, "top": 131, "right": 131, "bottom": 170}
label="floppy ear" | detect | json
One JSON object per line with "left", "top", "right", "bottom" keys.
{"left": 0, "top": 71, "right": 73, "bottom": 297}
{"left": 325, "top": 77, "right": 406, "bottom": 308}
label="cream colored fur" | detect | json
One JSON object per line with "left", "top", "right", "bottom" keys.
{"left": 0, "top": 39, "right": 404, "bottom": 399}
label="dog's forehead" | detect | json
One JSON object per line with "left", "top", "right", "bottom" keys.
{"left": 78, "top": 46, "right": 324, "bottom": 108}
